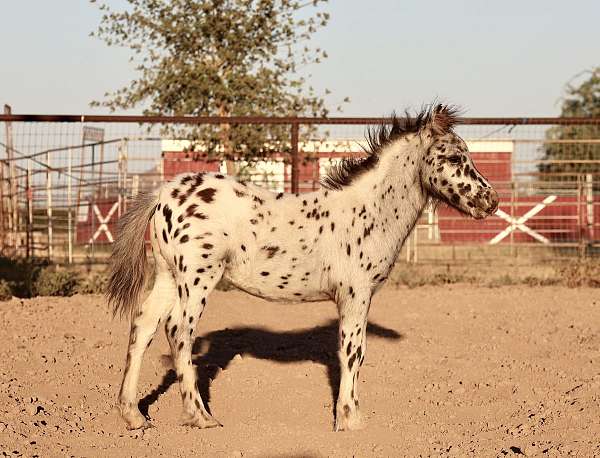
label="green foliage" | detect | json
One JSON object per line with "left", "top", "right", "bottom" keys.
{"left": 390, "top": 261, "right": 598, "bottom": 289}
{"left": 539, "top": 68, "right": 600, "bottom": 185}
{"left": 0, "top": 256, "right": 49, "bottom": 298}
{"left": 90, "top": 0, "right": 346, "bottom": 164}
{"left": 33, "top": 268, "right": 80, "bottom": 297}
{"left": 555, "top": 260, "right": 600, "bottom": 288}
{"left": 486, "top": 274, "right": 559, "bottom": 288}
{"left": 485, "top": 273, "right": 517, "bottom": 288}
{"left": 0, "top": 279, "right": 13, "bottom": 301}
{"left": 391, "top": 265, "right": 475, "bottom": 288}
{"left": 76, "top": 273, "right": 109, "bottom": 295}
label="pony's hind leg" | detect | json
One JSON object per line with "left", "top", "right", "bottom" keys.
{"left": 118, "top": 267, "right": 176, "bottom": 430}
{"left": 165, "top": 262, "right": 225, "bottom": 428}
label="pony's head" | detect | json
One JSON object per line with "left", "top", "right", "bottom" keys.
{"left": 321, "top": 104, "right": 499, "bottom": 220}
{"left": 420, "top": 105, "right": 499, "bottom": 219}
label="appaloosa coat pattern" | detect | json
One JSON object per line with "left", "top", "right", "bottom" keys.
{"left": 107, "top": 104, "right": 499, "bottom": 431}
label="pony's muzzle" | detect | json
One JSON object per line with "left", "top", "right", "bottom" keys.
{"left": 486, "top": 189, "right": 500, "bottom": 215}
{"left": 471, "top": 188, "right": 499, "bottom": 219}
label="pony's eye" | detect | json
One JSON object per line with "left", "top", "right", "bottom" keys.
{"left": 448, "top": 155, "right": 461, "bottom": 164}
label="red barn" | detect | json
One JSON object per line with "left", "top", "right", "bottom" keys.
{"left": 437, "top": 141, "right": 513, "bottom": 243}
{"left": 76, "top": 138, "right": 596, "bottom": 248}
{"left": 76, "top": 198, "right": 121, "bottom": 245}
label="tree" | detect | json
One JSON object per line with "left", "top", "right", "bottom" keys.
{"left": 90, "top": 0, "right": 346, "bottom": 163}
{"left": 539, "top": 68, "right": 600, "bottom": 188}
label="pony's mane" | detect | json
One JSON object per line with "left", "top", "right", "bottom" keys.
{"left": 320, "top": 104, "right": 461, "bottom": 190}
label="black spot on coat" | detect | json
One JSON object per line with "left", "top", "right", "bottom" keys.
{"left": 197, "top": 188, "right": 217, "bottom": 203}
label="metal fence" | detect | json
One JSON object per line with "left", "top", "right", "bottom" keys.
{"left": 1, "top": 109, "right": 599, "bottom": 265}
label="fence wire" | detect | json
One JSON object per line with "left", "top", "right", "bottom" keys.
{"left": 1, "top": 115, "right": 599, "bottom": 264}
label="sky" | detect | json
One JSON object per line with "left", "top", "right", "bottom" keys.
{"left": 1, "top": 0, "right": 599, "bottom": 117}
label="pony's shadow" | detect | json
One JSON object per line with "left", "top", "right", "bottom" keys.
{"left": 139, "top": 319, "right": 402, "bottom": 418}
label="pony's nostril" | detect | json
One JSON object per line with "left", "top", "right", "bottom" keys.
{"left": 487, "top": 191, "right": 499, "bottom": 213}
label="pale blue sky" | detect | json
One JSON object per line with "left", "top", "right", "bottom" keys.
{"left": 1, "top": 0, "right": 598, "bottom": 116}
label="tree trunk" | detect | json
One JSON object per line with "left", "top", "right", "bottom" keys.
{"left": 217, "top": 104, "right": 238, "bottom": 176}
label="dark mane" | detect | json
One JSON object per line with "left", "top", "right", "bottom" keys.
{"left": 320, "top": 104, "right": 461, "bottom": 190}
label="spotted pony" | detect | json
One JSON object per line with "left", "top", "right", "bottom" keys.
{"left": 108, "top": 104, "right": 499, "bottom": 431}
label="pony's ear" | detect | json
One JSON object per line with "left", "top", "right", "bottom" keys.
{"left": 428, "top": 104, "right": 461, "bottom": 135}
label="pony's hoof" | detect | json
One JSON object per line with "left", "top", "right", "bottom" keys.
{"left": 119, "top": 403, "right": 152, "bottom": 430}
{"left": 182, "top": 412, "right": 223, "bottom": 429}
{"left": 334, "top": 412, "right": 364, "bottom": 431}
{"left": 125, "top": 417, "right": 153, "bottom": 431}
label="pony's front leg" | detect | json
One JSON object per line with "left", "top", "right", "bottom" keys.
{"left": 334, "top": 289, "right": 370, "bottom": 431}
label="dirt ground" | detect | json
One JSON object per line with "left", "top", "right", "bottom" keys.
{"left": 1, "top": 286, "right": 599, "bottom": 457}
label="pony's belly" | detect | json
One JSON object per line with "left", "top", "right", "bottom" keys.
{"left": 223, "top": 272, "right": 329, "bottom": 303}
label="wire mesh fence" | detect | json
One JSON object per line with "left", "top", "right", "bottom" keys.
{"left": 1, "top": 112, "right": 599, "bottom": 265}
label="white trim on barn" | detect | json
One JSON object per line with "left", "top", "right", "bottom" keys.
{"left": 162, "top": 139, "right": 514, "bottom": 154}
{"left": 159, "top": 139, "right": 514, "bottom": 196}
{"left": 465, "top": 140, "right": 514, "bottom": 153}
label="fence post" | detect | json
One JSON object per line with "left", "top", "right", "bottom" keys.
{"left": 510, "top": 181, "right": 516, "bottom": 258}
{"left": 413, "top": 227, "right": 418, "bottom": 263}
{"left": 67, "top": 148, "right": 73, "bottom": 264}
{"left": 577, "top": 174, "right": 584, "bottom": 258}
{"left": 99, "top": 140, "right": 105, "bottom": 197}
{"left": 117, "top": 140, "right": 123, "bottom": 218}
{"left": 27, "top": 160, "right": 33, "bottom": 258}
{"left": 585, "top": 173, "right": 593, "bottom": 245}
{"left": 290, "top": 120, "right": 300, "bottom": 194}
{"left": 46, "top": 150, "right": 53, "bottom": 261}
{"left": 89, "top": 143, "right": 96, "bottom": 262}
{"left": 3, "top": 104, "right": 17, "bottom": 248}
{"left": 25, "top": 160, "right": 31, "bottom": 259}
{"left": 0, "top": 129, "right": 5, "bottom": 252}
{"left": 123, "top": 139, "right": 129, "bottom": 211}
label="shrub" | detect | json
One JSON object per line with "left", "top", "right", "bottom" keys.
{"left": 390, "top": 265, "right": 473, "bottom": 288}
{"left": 486, "top": 274, "right": 518, "bottom": 288}
{"left": 33, "top": 267, "right": 80, "bottom": 297}
{"left": 555, "top": 260, "right": 600, "bottom": 288}
{"left": 523, "top": 275, "right": 560, "bottom": 287}
{"left": 0, "top": 279, "right": 13, "bottom": 301}
{"left": 0, "top": 256, "right": 49, "bottom": 297}
{"left": 76, "top": 273, "right": 109, "bottom": 295}
{"left": 390, "top": 267, "right": 426, "bottom": 288}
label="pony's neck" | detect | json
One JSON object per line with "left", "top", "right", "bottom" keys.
{"left": 371, "top": 134, "right": 425, "bottom": 188}
{"left": 347, "top": 134, "right": 430, "bottom": 246}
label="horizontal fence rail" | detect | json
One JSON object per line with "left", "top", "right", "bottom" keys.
{"left": 2, "top": 114, "right": 600, "bottom": 125}
{"left": 1, "top": 112, "right": 599, "bottom": 265}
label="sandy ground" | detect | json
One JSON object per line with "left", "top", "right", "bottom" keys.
{"left": 1, "top": 285, "right": 599, "bottom": 457}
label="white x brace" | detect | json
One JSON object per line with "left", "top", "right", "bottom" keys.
{"left": 489, "top": 195, "right": 557, "bottom": 245}
{"left": 88, "top": 202, "right": 120, "bottom": 243}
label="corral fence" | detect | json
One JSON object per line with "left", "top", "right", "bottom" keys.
{"left": 1, "top": 107, "right": 599, "bottom": 266}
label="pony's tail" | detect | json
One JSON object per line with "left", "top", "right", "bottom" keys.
{"left": 106, "top": 191, "right": 158, "bottom": 319}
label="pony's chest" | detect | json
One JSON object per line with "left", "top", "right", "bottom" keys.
{"left": 346, "top": 234, "right": 400, "bottom": 283}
